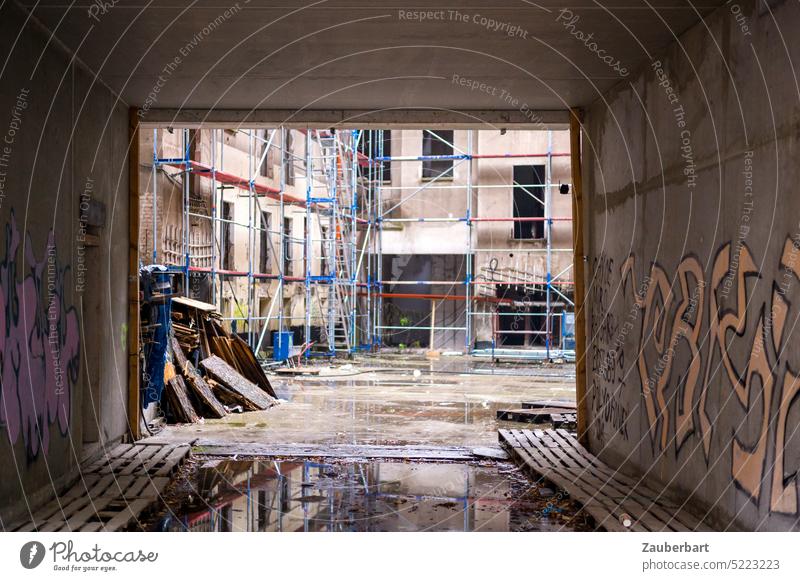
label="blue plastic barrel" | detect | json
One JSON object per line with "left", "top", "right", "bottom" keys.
{"left": 272, "top": 331, "right": 293, "bottom": 361}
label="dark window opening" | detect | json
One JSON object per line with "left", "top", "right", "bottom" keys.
{"left": 358, "top": 130, "right": 391, "bottom": 182}
{"left": 259, "top": 211, "right": 272, "bottom": 274}
{"left": 284, "top": 132, "right": 295, "bottom": 185}
{"left": 283, "top": 218, "right": 292, "bottom": 276}
{"left": 259, "top": 130, "right": 274, "bottom": 178}
{"left": 512, "top": 165, "right": 546, "bottom": 239}
{"left": 222, "top": 201, "right": 234, "bottom": 270}
{"left": 320, "top": 225, "right": 329, "bottom": 277}
{"left": 219, "top": 504, "right": 233, "bottom": 532}
{"left": 257, "top": 489, "right": 267, "bottom": 532}
{"left": 422, "top": 130, "right": 454, "bottom": 179}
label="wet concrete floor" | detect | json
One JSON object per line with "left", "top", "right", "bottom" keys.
{"left": 152, "top": 456, "right": 593, "bottom": 532}
{"left": 142, "top": 355, "right": 583, "bottom": 531}
{"left": 153, "top": 354, "right": 576, "bottom": 448}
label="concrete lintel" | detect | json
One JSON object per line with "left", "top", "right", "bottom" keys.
{"left": 138, "top": 109, "right": 570, "bottom": 129}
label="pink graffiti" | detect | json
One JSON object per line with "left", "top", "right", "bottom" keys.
{"left": 0, "top": 213, "right": 80, "bottom": 457}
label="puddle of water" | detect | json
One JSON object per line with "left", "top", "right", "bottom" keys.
{"left": 156, "top": 458, "right": 591, "bottom": 532}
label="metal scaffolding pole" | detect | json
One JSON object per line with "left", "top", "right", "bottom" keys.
{"left": 182, "top": 128, "right": 190, "bottom": 296}
{"left": 247, "top": 130, "right": 255, "bottom": 347}
{"left": 152, "top": 128, "right": 158, "bottom": 264}
{"left": 278, "top": 127, "right": 286, "bottom": 341}
{"left": 465, "top": 129, "right": 473, "bottom": 353}
{"left": 375, "top": 130, "right": 384, "bottom": 349}
{"left": 545, "top": 130, "right": 553, "bottom": 360}
{"left": 211, "top": 129, "right": 218, "bottom": 306}
{"left": 304, "top": 131, "right": 313, "bottom": 353}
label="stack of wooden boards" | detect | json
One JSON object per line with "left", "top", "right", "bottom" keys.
{"left": 163, "top": 296, "right": 278, "bottom": 423}
{"left": 496, "top": 399, "right": 577, "bottom": 430}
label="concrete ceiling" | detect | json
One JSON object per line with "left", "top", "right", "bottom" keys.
{"left": 22, "top": 1, "right": 728, "bottom": 113}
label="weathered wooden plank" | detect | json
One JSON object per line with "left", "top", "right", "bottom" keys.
{"left": 553, "top": 429, "right": 711, "bottom": 531}
{"left": 173, "top": 338, "right": 227, "bottom": 418}
{"left": 122, "top": 444, "right": 167, "bottom": 475}
{"left": 63, "top": 474, "right": 104, "bottom": 500}
{"left": 229, "top": 333, "right": 277, "bottom": 397}
{"left": 524, "top": 431, "right": 666, "bottom": 532}
{"left": 154, "top": 445, "right": 190, "bottom": 476}
{"left": 545, "top": 430, "right": 681, "bottom": 531}
{"left": 8, "top": 441, "right": 186, "bottom": 533}
{"left": 78, "top": 522, "right": 104, "bottom": 532}
{"left": 503, "top": 429, "right": 634, "bottom": 531}
{"left": 521, "top": 430, "right": 658, "bottom": 531}
{"left": 58, "top": 497, "right": 115, "bottom": 533}
{"left": 501, "top": 429, "right": 625, "bottom": 531}
{"left": 192, "top": 442, "right": 483, "bottom": 461}
{"left": 200, "top": 355, "right": 276, "bottom": 411}
{"left": 102, "top": 499, "right": 151, "bottom": 532}
{"left": 83, "top": 444, "right": 134, "bottom": 472}
{"left": 499, "top": 429, "right": 708, "bottom": 532}
{"left": 165, "top": 375, "right": 200, "bottom": 423}
{"left": 134, "top": 477, "right": 171, "bottom": 500}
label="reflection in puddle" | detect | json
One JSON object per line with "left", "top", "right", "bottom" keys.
{"left": 159, "top": 459, "right": 590, "bottom": 532}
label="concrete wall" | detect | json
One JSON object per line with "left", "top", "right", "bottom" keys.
{"left": 583, "top": 0, "right": 800, "bottom": 530}
{"left": 0, "top": 5, "right": 130, "bottom": 521}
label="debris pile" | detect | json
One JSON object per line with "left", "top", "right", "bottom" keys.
{"left": 163, "top": 297, "right": 278, "bottom": 423}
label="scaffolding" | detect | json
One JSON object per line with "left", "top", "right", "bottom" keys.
{"left": 373, "top": 129, "right": 574, "bottom": 360}
{"left": 147, "top": 127, "right": 573, "bottom": 361}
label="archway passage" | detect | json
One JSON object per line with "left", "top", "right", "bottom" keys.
{"left": 5, "top": 0, "right": 800, "bottom": 535}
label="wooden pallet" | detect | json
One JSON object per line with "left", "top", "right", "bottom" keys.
{"left": 551, "top": 413, "right": 577, "bottom": 429}
{"left": 8, "top": 442, "right": 190, "bottom": 532}
{"left": 497, "top": 407, "right": 574, "bottom": 424}
{"left": 499, "top": 428, "right": 712, "bottom": 532}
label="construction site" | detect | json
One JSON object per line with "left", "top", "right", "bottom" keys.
{"left": 2, "top": 0, "right": 800, "bottom": 543}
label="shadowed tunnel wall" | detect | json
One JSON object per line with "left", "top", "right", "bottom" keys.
{"left": 0, "top": 5, "right": 130, "bottom": 522}
{"left": 583, "top": 0, "right": 800, "bottom": 530}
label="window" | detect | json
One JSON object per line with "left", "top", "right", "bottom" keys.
{"left": 358, "top": 130, "right": 391, "bottom": 182}
{"left": 257, "top": 489, "right": 267, "bottom": 531}
{"left": 283, "top": 218, "right": 292, "bottom": 276}
{"left": 512, "top": 165, "right": 546, "bottom": 239}
{"left": 219, "top": 504, "right": 233, "bottom": 532}
{"left": 259, "top": 130, "right": 274, "bottom": 178}
{"left": 221, "top": 201, "right": 234, "bottom": 270}
{"left": 422, "top": 130, "right": 454, "bottom": 179}
{"left": 259, "top": 211, "right": 272, "bottom": 274}
{"left": 320, "top": 225, "right": 329, "bottom": 277}
{"left": 284, "top": 131, "right": 295, "bottom": 186}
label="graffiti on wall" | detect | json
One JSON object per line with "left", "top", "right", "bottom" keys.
{"left": 0, "top": 213, "right": 80, "bottom": 458}
{"left": 589, "top": 253, "right": 631, "bottom": 446}
{"left": 611, "top": 235, "right": 800, "bottom": 515}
